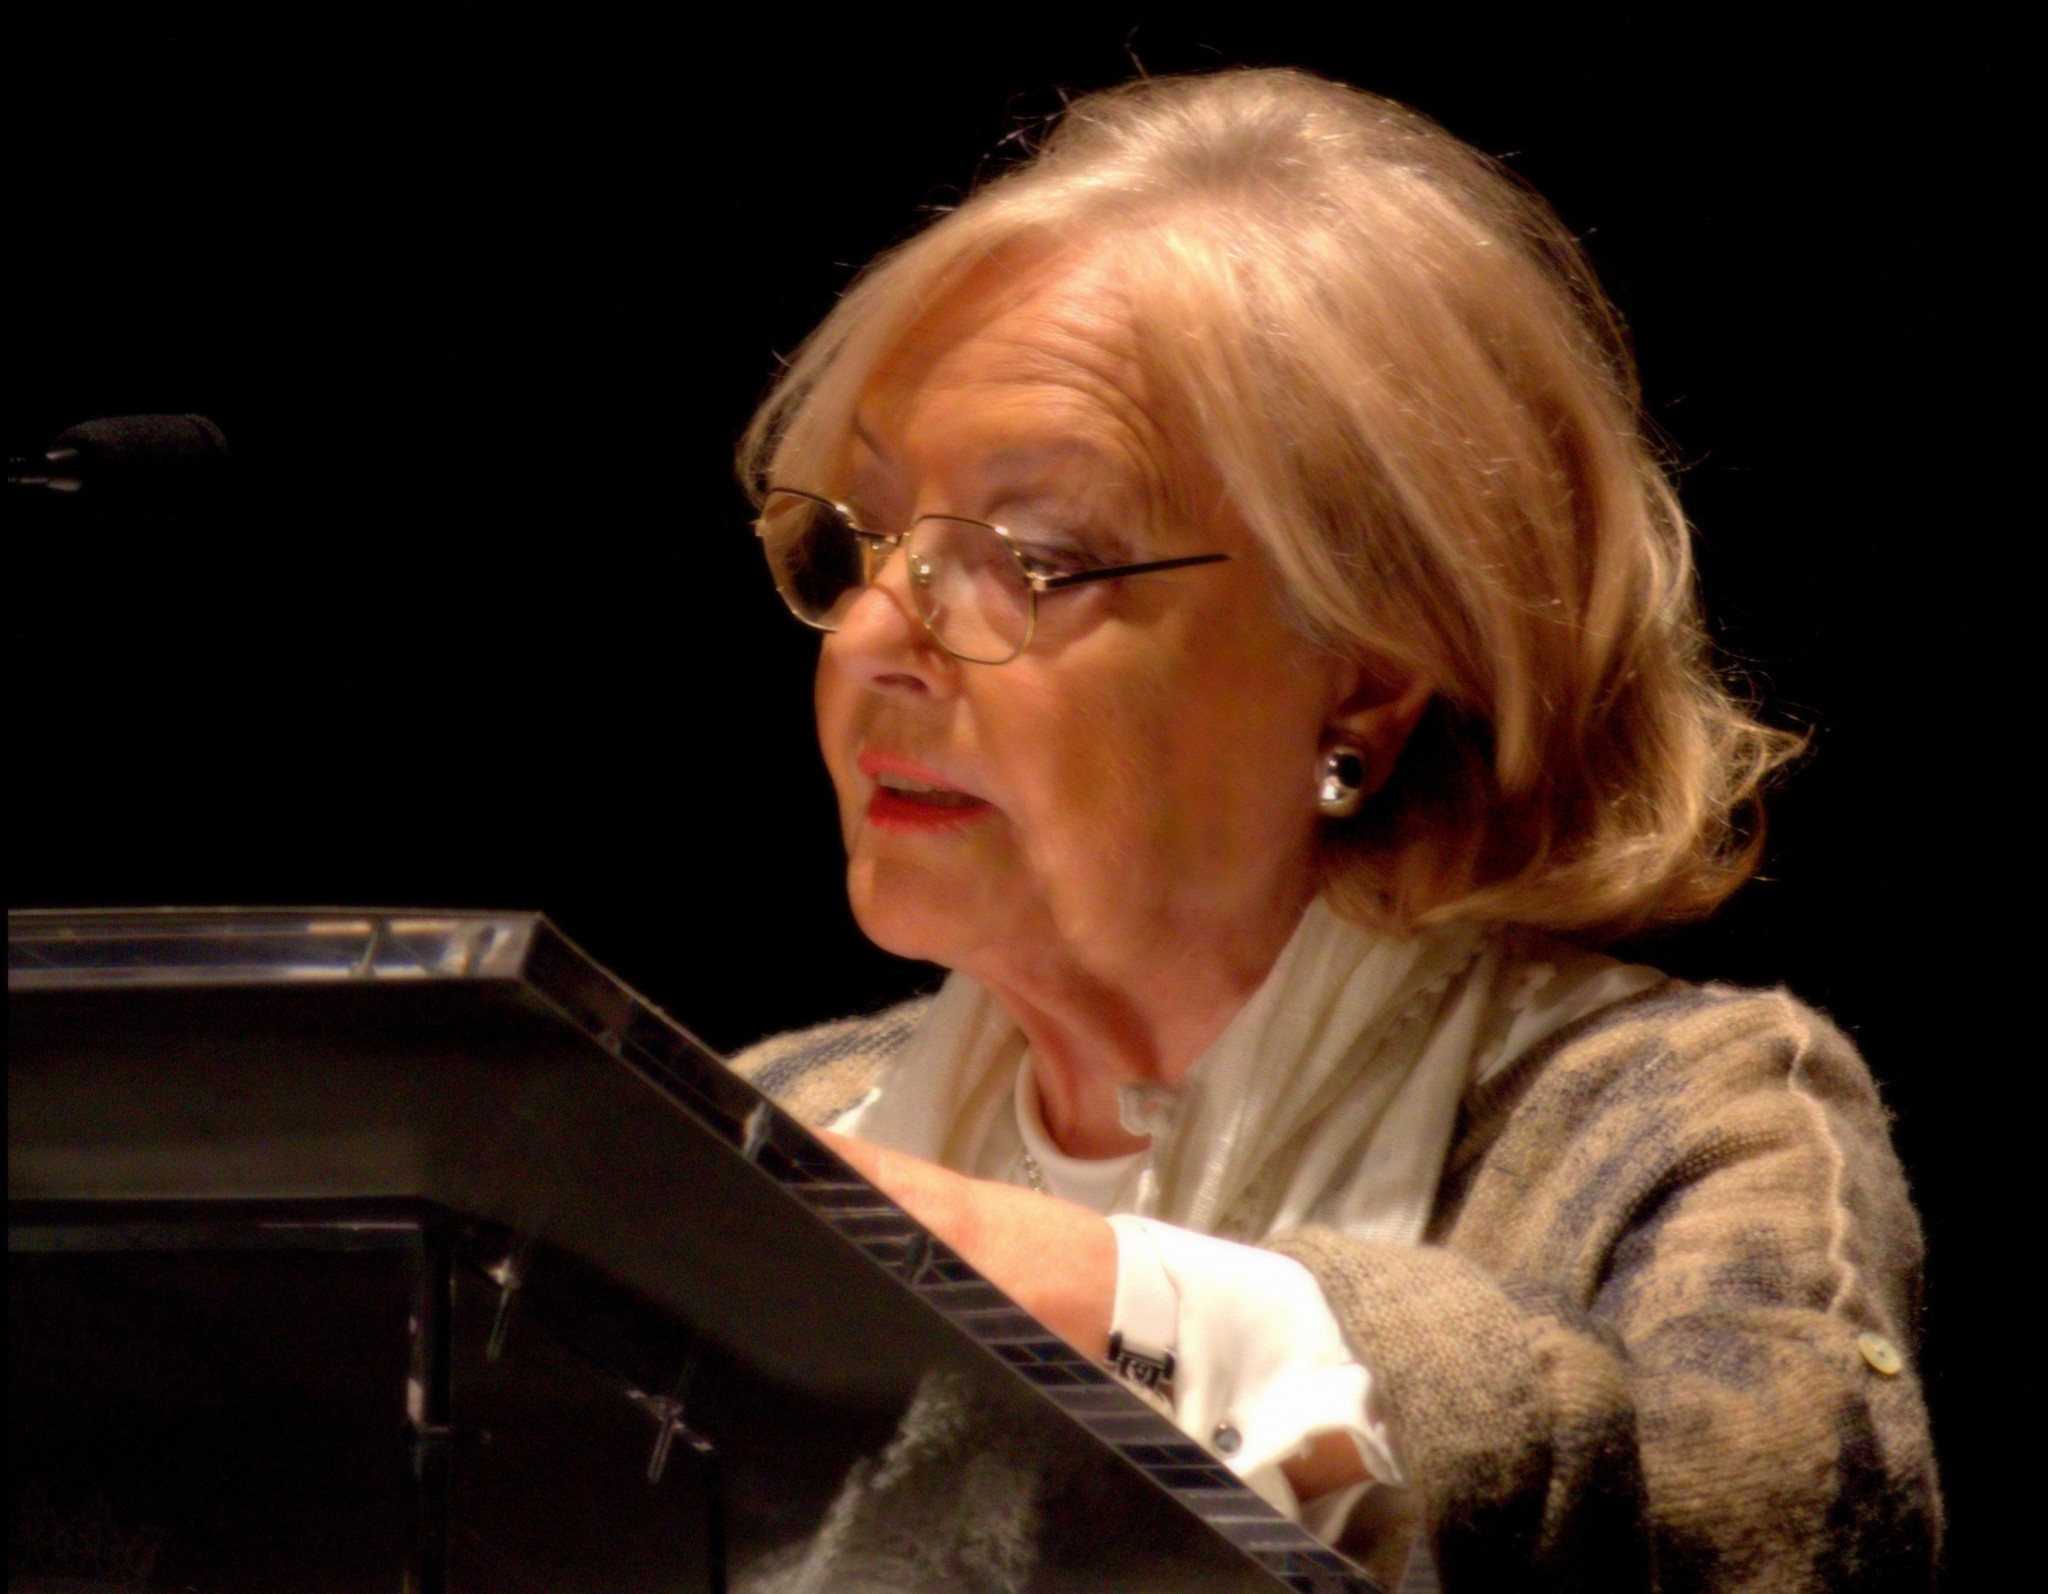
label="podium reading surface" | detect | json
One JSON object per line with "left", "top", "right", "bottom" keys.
{"left": 8, "top": 909, "right": 1380, "bottom": 1593}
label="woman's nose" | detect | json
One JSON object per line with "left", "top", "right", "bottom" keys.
{"left": 823, "top": 543, "right": 955, "bottom": 698}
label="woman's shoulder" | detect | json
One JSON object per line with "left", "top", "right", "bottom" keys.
{"left": 725, "top": 997, "right": 933, "bottom": 1126}
{"left": 1470, "top": 974, "right": 1889, "bottom": 1132}
{"left": 1508, "top": 975, "right": 1876, "bottom": 1095}
{"left": 1447, "top": 975, "right": 1905, "bottom": 1229}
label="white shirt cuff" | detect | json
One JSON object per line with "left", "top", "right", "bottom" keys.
{"left": 1105, "top": 1215, "right": 1405, "bottom": 1522}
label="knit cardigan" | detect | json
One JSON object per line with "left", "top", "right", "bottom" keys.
{"left": 729, "top": 979, "right": 1941, "bottom": 1592}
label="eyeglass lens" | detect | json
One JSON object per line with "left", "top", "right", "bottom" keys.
{"left": 759, "top": 491, "right": 1034, "bottom": 663}
{"left": 759, "top": 492, "right": 867, "bottom": 626}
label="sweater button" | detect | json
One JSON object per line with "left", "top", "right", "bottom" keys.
{"left": 1211, "top": 1422, "right": 1242, "bottom": 1456}
{"left": 1856, "top": 1331, "right": 1903, "bottom": 1376}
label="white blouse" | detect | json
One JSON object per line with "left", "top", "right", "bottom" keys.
{"left": 1009, "top": 1055, "right": 1398, "bottom": 1531}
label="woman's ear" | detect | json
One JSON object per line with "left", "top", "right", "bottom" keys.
{"left": 1323, "top": 664, "right": 1433, "bottom": 800}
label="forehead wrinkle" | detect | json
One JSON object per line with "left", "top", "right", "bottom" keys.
{"left": 857, "top": 255, "right": 1179, "bottom": 519}
{"left": 910, "top": 381, "right": 1166, "bottom": 533}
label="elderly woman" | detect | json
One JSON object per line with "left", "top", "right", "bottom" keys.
{"left": 729, "top": 69, "right": 1938, "bottom": 1591}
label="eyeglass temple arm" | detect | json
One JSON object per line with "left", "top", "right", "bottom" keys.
{"left": 1032, "top": 553, "right": 1234, "bottom": 592}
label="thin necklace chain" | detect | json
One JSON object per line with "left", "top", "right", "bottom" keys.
{"left": 1019, "top": 1148, "right": 1048, "bottom": 1193}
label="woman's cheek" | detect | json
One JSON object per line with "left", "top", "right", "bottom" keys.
{"left": 1024, "top": 715, "right": 1182, "bottom": 923}
{"left": 813, "top": 663, "right": 863, "bottom": 841}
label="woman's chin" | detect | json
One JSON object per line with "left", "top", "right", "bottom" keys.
{"left": 846, "top": 870, "right": 957, "bottom": 967}
{"left": 848, "top": 902, "right": 969, "bottom": 969}
{"left": 844, "top": 857, "right": 1010, "bottom": 971}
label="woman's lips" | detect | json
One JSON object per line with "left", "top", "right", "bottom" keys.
{"left": 867, "top": 786, "right": 993, "bottom": 830}
{"left": 857, "top": 750, "right": 993, "bottom": 832}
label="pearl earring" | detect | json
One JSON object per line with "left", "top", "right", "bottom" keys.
{"left": 1317, "top": 746, "right": 1368, "bottom": 818}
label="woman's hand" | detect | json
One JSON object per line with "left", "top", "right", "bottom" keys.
{"left": 816, "top": 1128, "right": 1116, "bottom": 1359}
{"left": 819, "top": 1129, "right": 1374, "bottom": 1507}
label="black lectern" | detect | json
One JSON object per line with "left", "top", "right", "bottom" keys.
{"left": 9, "top": 909, "right": 1380, "bottom": 1593}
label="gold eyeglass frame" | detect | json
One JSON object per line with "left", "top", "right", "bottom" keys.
{"left": 755, "top": 486, "right": 1235, "bottom": 665}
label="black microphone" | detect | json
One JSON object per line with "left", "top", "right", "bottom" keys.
{"left": 7, "top": 415, "right": 231, "bottom": 510}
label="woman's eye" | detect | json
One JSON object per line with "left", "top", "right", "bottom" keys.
{"left": 1015, "top": 544, "right": 1088, "bottom": 577}
{"left": 1010, "top": 530, "right": 1120, "bottom": 577}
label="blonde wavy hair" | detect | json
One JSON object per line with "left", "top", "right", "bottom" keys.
{"left": 740, "top": 68, "right": 1800, "bottom": 943}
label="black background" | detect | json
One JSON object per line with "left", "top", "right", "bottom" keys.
{"left": 7, "top": 11, "right": 2006, "bottom": 1583}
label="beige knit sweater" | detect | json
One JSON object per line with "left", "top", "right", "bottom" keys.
{"left": 730, "top": 979, "right": 1940, "bottom": 1591}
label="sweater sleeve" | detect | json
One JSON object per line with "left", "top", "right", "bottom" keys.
{"left": 1266, "top": 988, "right": 1940, "bottom": 1594}
{"left": 724, "top": 999, "right": 930, "bottom": 1126}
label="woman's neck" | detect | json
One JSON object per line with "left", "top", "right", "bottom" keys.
{"left": 976, "top": 906, "right": 1307, "bottom": 1158}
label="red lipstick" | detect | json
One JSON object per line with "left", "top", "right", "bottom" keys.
{"left": 857, "top": 750, "right": 993, "bottom": 832}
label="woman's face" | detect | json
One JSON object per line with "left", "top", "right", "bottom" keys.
{"left": 814, "top": 254, "right": 1354, "bottom": 1001}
